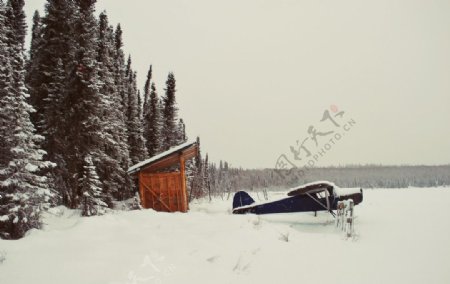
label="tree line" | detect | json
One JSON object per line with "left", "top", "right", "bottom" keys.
{"left": 204, "top": 164, "right": 450, "bottom": 200}
{"left": 0, "top": 0, "right": 192, "bottom": 239}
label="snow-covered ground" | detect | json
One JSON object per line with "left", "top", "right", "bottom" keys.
{"left": 1, "top": 188, "right": 450, "bottom": 284}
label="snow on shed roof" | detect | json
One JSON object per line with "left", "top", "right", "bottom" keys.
{"left": 127, "top": 141, "right": 197, "bottom": 174}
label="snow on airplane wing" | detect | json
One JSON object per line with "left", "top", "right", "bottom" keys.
{"left": 287, "top": 181, "right": 336, "bottom": 196}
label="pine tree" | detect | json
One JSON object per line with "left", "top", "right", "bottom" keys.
{"left": 5, "top": 0, "right": 25, "bottom": 76}
{"left": 125, "top": 58, "right": 146, "bottom": 165}
{"left": 64, "top": 0, "right": 109, "bottom": 208}
{"left": 79, "top": 154, "right": 107, "bottom": 216}
{"left": 0, "top": 1, "right": 11, "bottom": 168}
{"left": 161, "top": 72, "right": 180, "bottom": 150}
{"left": 142, "top": 65, "right": 152, "bottom": 113}
{"left": 125, "top": 55, "right": 132, "bottom": 78}
{"left": 27, "top": 0, "right": 75, "bottom": 132}
{"left": 41, "top": 57, "right": 65, "bottom": 164}
{"left": 26, "top": 0, "right": 76, "bottom": 204}
{"left": 142, "top": 65, "right": 152, "bottom": 151}
{"left": 28, "top": 10, "right": 41, "bottom": 62}
{"left": 188, "top": 136, "right": 205, "bottom": 200}
{"left": 177, "top": 118, "right": 187, "bottom": 144}
{"left": 6, "top": 0, "right": 25, "bottom": 46}
{"left": 113, "top": 24, "right": 128, "bottom": 114}
{"left": 114, "top": 38, "right": 146, "bottom": 168}
{"left": 203, "top": 153, "right": 211, "bottom": 201}
{"left": 0, "top": 1, "right": 55, "bottom": 239}
{"left": 208, "top": 162, "right": 217, "bottom": 198}
{"left": 95, "top": 12, "right": 131, "bottom": 201}
{"left": 143, "top": 66, "right": 163, "bottom": 157}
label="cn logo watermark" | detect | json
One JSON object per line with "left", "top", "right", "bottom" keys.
{"left": 126, "top": 253, "right": 175, "bottom": 284}
{"left": 275, "top": 104, "right": 357, "bottom": 177}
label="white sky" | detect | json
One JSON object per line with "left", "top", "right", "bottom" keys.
{"left": 25, "top": 0, "right": 450, "bottom": 169}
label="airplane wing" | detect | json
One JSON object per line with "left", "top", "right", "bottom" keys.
{"left": 287, "top": 181, "right": 335, "bottom": 196}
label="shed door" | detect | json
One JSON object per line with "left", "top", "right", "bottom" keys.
{"left": 139, "top": 172, "right": 186, "bottom": 212}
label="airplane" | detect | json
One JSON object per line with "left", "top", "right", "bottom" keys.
{"left": 232, "top": 181, "right": 363, "bottom": 217}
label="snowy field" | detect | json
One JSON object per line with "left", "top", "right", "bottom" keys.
{"left": 1, "top": 188, "right": 450, "bottom": 284}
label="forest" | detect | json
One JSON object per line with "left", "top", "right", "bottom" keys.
{"left": 0, "top": 0, "right": 201, "bottom": 239}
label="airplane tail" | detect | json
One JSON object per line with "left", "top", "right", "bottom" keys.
{"left": 232, "top": 191, "right": 255, "bottom": 209}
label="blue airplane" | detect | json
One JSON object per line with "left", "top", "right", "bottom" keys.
{"left": 232, "top": 181, "right": 363, "bottom": 217}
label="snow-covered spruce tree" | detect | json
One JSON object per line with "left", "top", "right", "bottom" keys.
{"left": 137, "top": 90, "right": 142, "bottom": 119}
{"left": 207, "top": 161, "right": 218, "bottom": 198}
{"left": 79, "top": 154, "right": 107, "bottom": 216}
{"left": 142, "top": 65, "right": 152, "bottom": 112}
{"left": 113, "top": 24, "right": 129, "bottom": 114}
{"left": 0, "top": 1, "right": 55, "bottom": 239}
{"left": 0, "top": 1, "right": 11, "bottom": 168}
{"left": 143, "top": 66, "right": 163, "bottom": 157}
{"left": 26, "top": 0, "right": 77, "bottom": 204}
{"left": 96, "top": 12, "right": 131, "bottom": 201}
{"left": 110, "top": 23, "right": 136, "bottom": 200}
{"left": 64, "top": 0, "right": 111, "bottom": 209}
{"left": 125, "top": 57, "right": 146, "bottom": 165}
{"left": 6, "top": 0, "right": 25, "bottom": 46}
{"left": 4, "top": 0, "right": 25, "bottom": 77}
{"left": 177, "top": 118, "right": 187, "bottom": 144}
{"left": 161, "top": 72, "right": 180, "bottom": 151}
{"left": 142, "top": 66, "right": 152, "bottom": 153}
{"left": 26, "top": 0, "right": 76, "bottom": 137}
{"left": 41, "top": 56, "right": 66, "bottom": 167}
{"left": 125, "top": 54, "right": 131, "bottom": 78}
{"left": 214, "top": 160, "right": 232, "bottom": 197}
{"left": 203, "top": 153, "right": 212, "bottom": 201}
{"left": 188, "top": 136, "right": 205, "bottom": 200}
{"left": 27, "top": 10, "right": 41, "bottom": 63}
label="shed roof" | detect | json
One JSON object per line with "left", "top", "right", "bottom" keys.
{"left": 128, "top": 141, "right": 198, "bottom": 174}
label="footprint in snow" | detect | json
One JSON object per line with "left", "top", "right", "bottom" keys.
{"left": 206, "top": 255, "right": 220, "bottom": 263}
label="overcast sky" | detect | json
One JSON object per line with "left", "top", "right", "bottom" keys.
{"left": 25, "top": 0, "right": 450, "bottom": 169}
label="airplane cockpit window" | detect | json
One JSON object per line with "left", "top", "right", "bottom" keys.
{"left": 317, "top": 190, "right": 327, "bottom": 198}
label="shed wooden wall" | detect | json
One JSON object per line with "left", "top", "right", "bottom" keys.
{"left": 138, "top": 171, "right": 188, "bottom": 212}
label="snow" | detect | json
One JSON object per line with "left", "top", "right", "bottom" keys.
{"left": 287, "top": 180, "right": 337, "bottom": 192}
{"left": 285, "top": 180, "right": 361, "bottom": 197}
{"left": 1, "top": 188, "right": 450, "bottom": 284}
{"left": 128, "top": 140, "right": 196, "bottom": 174}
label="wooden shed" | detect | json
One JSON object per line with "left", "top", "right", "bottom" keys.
{"left": 128, "top": 141, "right": 199, "bottom": 212}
